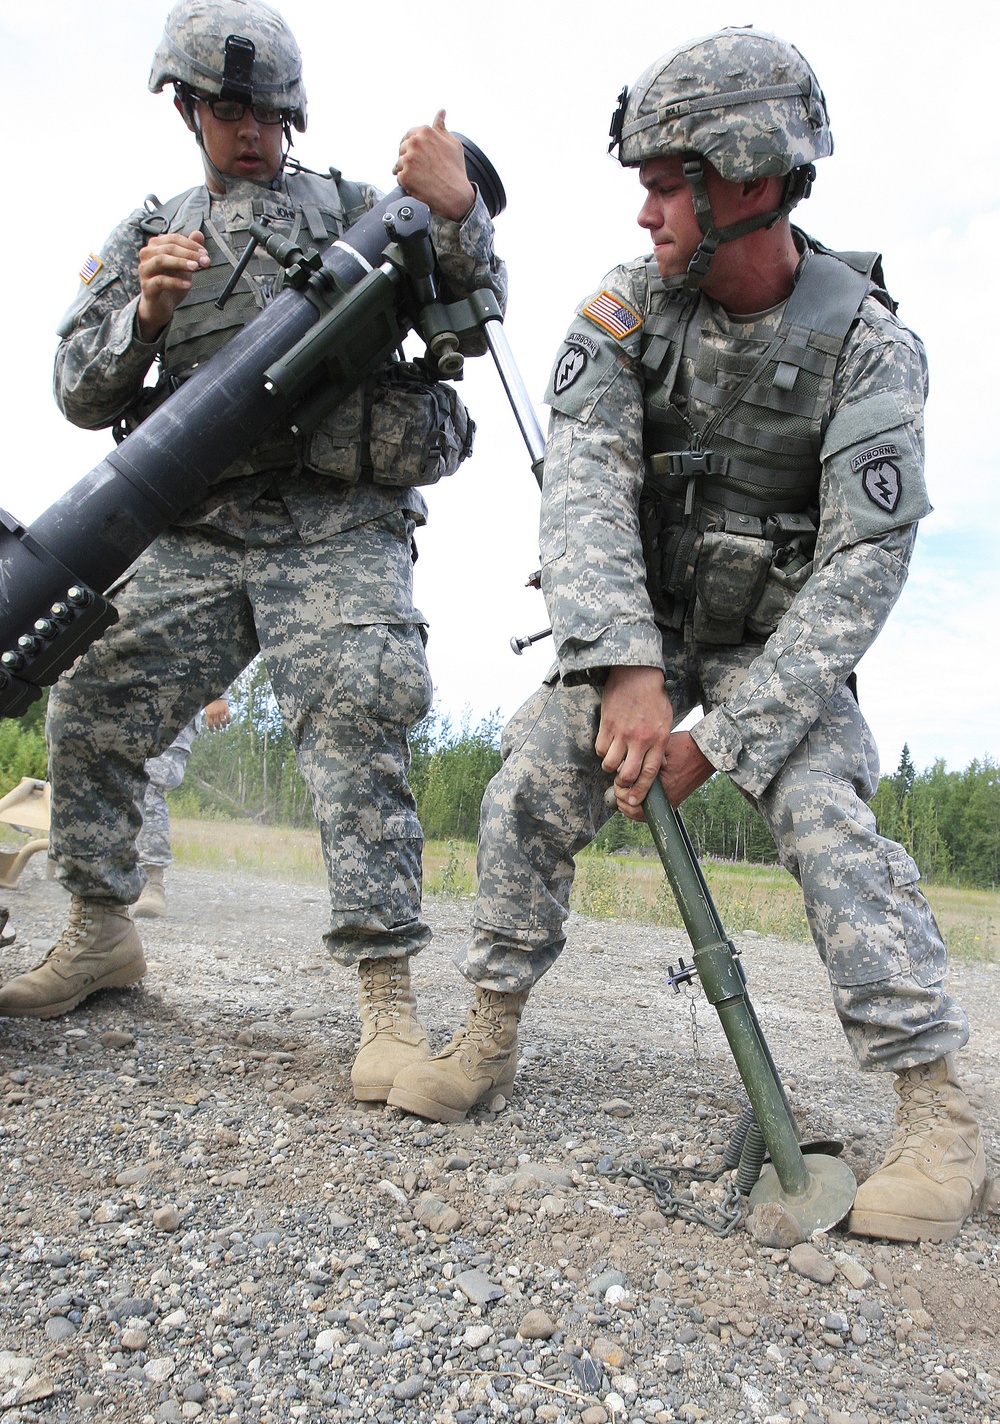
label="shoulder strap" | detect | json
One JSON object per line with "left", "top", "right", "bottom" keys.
{"left": 782, "top": 250, "right": 873, "bottom": 342}
{"left": 640, "top": 259, "right": 697, "bottom": 378}
{"left": 284, "top": 169, "right": 370, "bottom": 242}
{"left": 336, "top": 176, "right": 370, "bottom": 228}
{"left": 138, "top": 186, "right": 208, "bottom": 236}
{"left": 795, "top": 230, "right": 897, "bottom": 315}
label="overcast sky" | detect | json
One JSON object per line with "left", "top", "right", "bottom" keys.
{"left": 2, "top": 0, "right": 997, "bottom": 776}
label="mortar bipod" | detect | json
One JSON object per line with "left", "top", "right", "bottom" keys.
{"left": 643, "top": 778, "right": 857, "bottom": 1234}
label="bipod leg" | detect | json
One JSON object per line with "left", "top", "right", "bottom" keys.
{"left": 643, "top": 780, "right": 856, "bottom": 1233}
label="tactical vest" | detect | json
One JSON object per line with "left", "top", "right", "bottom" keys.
{"left": 120, "top": 170, "right": 368, "bottom": 462}
{"left": 639, "top": 237, "right": 893, "bottom": 644}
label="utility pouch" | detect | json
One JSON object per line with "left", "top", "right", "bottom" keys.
{"left": 745, "top": 511, "right": 817, "bottom": 640}
{"left": 746, "top": 556, "right": 814, "bottom": 640}
{"left": 367, "top": 363, "right": 475, "bottom": 488}
{"left": 692, "top": 530, "right": 773, "bottom": 645}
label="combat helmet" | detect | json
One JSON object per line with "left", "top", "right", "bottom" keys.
{"left": 150, "top": 0, "right": 307, "bottom": 132}
{"left": 609, "top": 28, "right": 832, "bottom": 290}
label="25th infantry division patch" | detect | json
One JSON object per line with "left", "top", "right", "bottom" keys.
{"left": 852, "top": 443, "right": 901, "bottom": 513}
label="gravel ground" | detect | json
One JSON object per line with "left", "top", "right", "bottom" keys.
{"left": 1, "top": 859, "right": 998, "bottom": 1424}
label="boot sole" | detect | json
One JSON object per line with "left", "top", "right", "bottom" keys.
{"left": 848, "top": 1177, "right": 987, "bottom": 1243}
{"left": 387, "top": 1064, "right": 517, "bottom": 1124}
{"left": 386, "top": 1085, "right": 470, "bottom": 1124}
{"left": 352, "top": 1083, "right": 392, "bottom": 1104}
{"left": 7, "top": 961, "right": 147, "bottom": 1020}
{"left": 132, "top": 906, "right": 166, "bottom": 920}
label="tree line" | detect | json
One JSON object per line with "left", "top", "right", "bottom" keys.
{"left": 2, "top": 669, "right": 996, "bottom": 889}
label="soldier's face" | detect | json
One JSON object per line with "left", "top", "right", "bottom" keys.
{"left": 178, "top": 96, "right": 284, "bottom": 191}
{"left": 638, "top": 157, "right": 703, "bottom": 278}
{"left": 638, "top": 156, "right": 750, "bottom": 282}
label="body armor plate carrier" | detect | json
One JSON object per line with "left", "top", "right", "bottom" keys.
{"left": 639, "top": 234, "right": 893, "bottom": 644}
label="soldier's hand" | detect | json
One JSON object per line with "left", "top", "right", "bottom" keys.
{"left": 137, "top": 229, "right": 210, "bottom": 342}
{"left": 657, "top": 730, "right": 715, "bottom": 808}
{"left": 393, "top": 110, "right": 475, "bottom": 223}
{"left": 595, "top": 665, "right": 674, "bottom": 822}
{"left": 203, "top": 698, "right": 232, "bottom": 732}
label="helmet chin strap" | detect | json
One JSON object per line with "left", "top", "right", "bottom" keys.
{"left": 664, "top": 155, "right": 814, "bottom": 295}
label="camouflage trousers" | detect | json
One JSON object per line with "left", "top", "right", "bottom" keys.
{"left": 46, "top": 501, "right": 434, "bottom": 964}
{"left": 464, "top": 637, "right": 968, "bottom": 1072}
{"left": 136, "top": 720, "right": 198, "bottom": 868}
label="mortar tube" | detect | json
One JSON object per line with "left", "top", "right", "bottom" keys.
{"left": 643, "top": 778, "right": 812, "bottom": 1199}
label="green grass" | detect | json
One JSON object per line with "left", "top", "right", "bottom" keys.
{"left": 141, "top": 818, "right": 1000, "bottom": 964}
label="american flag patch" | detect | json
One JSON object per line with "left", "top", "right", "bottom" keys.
{"left": 79, "top": 253, "right": 103, "bottom": 284}
{"left": 581, "top": 289, "right": 642, "bottom": 340}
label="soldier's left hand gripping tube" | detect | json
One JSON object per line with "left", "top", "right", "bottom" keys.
{"left": 0, "top": 139, "right": 506, "bottom": 719}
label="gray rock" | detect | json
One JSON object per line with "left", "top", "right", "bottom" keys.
{"left": 600, "top": 1099, "right": 634, "bottom": 1117}
{"left": 43, "top": 1318, "right": 74, "bottom": 1342}
{"left": 589, "top": 1269, "right": 627, "bottom": 1297}
{"left": 110, "top": 1297, "right": 155, "bottom": 1322}
{"left": 788, "top": 1244, "right": 837, "bottom": 1285}
{"left": 144, "top": 1357, "right": 176, "bottom": 1383}
{"left": 454, "top": 1270, "right": 504, "bottom": 1307}
{"left": 393, "top": 1375, "right": 426, "bottom": 1400}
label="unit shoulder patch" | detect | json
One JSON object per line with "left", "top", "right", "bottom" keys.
{"left": 581, "top": 289, "right": 642, "bottom": 341}
{"left": 861, "top": 460, "right": 901, "bottom": 513}
{"left": 79, "top": 253, "right": 104, "bottom": 284}
{"left": 552, "top": 345, "right": 588, "bottom": 395}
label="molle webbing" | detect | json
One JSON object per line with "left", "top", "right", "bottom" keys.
{"left": 639, "top": 244, "right": 880, "bottom": 629}
{"left": 642, "top": 248, "right": 876, "bottom": 520}
{"left": 161, "top": 174, "right": 351, "bottom": 377}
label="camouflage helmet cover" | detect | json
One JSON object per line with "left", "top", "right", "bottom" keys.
{"left": 613, "top": 27, "right": 832, "bottom": 179}
{"left": 149, "top": 0, "right": 307, "bottom": 131}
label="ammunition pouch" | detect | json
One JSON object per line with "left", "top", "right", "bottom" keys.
{"left": 745, "top": 514, "right": 816, "bottom": 640}
{"left": 365, "top": 362, "right": 475, "bottom": 488}
{"left": 643, "top": 476, "right": 818, "bottom": 645}
{"left": 693, "top": 526, "right": 773, "bottom": 645}
{"left": 304, "top": 361, "right": 473, "bottom": 488}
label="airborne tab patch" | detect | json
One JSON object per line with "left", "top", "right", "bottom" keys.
{"left": 581, "top": 289, "right": 642, "bottom": 341}
{"left": 79, "top": 253, "right": 103, "bottom": 284}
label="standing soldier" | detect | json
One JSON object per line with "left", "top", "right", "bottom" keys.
{"left": 0, "top": 0, "right": 506, "bottom": 1109}
{"left": 390, "top": 29, "right": 986, "bottom": 1243}
{"left": 133, "top": 693, "right": 232, "bottom": 919}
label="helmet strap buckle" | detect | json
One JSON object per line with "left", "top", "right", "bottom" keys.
{"left": 684, "top": 235, "right": 718, "bottom": 290}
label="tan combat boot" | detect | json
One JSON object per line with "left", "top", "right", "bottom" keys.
{"left": 0, "top": 896, "right": 146, "bottom": 1018}
{"left": 132, "top": 866, "right": 167, "bottom": 919}
{"left": 350, "top": 956, "right": 430, "bottom": 1103}
{"left": 387, "top": 987, "right": 528, "bottom": 1123}
{"left": 848, "top": 1056, "right": 987, "bottom": 1242}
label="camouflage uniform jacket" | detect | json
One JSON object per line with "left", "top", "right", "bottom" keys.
{"left": 541, "top": 242, "right": 930, "bottom": 799}
{"left": 54, "top": 174, "right": 507, "bottom": 543}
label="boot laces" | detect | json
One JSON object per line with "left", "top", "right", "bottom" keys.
{"left": 889, "top": 1070, "right": 950, "bottom": 1164}
{"left": 360, "top": 960, "right": 403, "bottom": 1030}
{"left": 36, "top": 898, "right": 95, "bottom": 968}
{"left": 463, "top": 993, "right": 506, "bottom": 1055}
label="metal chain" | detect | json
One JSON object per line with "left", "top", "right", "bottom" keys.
{"left": 600, "top": 1154, "right": 745, "bottom": 1238}
{"left": 686, "top": 989, "right": 701, "bottom": 1071}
